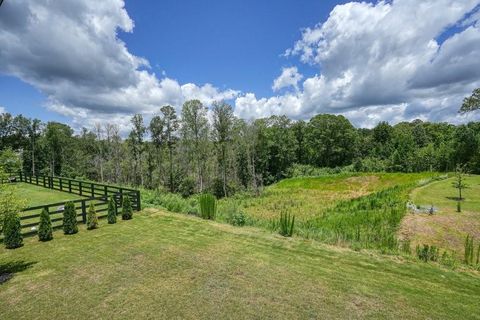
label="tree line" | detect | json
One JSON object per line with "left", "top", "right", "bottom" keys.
{"left": 1, "top": 99, "right": 479, "bottom": 197}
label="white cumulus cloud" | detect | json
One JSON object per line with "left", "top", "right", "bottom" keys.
{"left": 272, "top": 67, "right": 303, "bottom": 91}
{"left": 0, "top": 0, "right": 238, "bottom": 131}
{"left": 237, "top": 0, "right": 480, "bottom": 126}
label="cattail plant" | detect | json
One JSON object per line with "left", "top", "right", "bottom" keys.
{"left": 464, "top": 234, "right": 474, "bottom": 265}
{"left": 199, "top": 193, "right": 216, "bottom": 220}
{"left": 279, "top": 210, "right": 295, "bottom": 237}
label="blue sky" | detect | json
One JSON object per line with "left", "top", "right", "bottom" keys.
{"left": 0, "top": 0, "right": 479, "bottom": 130}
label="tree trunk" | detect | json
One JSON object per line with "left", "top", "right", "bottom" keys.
{"left": 169, "top": 145, "right": 174, "bottom": 192}
{"left": 222, "top": 146, "right": 227, "bottom": 197}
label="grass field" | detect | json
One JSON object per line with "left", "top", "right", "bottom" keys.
{"left": 14, "top": 183, "right": 85, "bottom": 207}
{"left": 400, "top": 175, "right": 480, "bottom": 256}
{"left": 233, "top": 172, "right": 437, "bottom": 222}
{"left": 1, "top": 209, "right": 479, "bottom": 319}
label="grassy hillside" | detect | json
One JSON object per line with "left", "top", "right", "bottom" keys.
{"left": 401, "top": 175, "right": 480, "bottom": 256}
{"left": 1, "top": 210, "right": 479, "bottom": 319}
{"left": 236, "top": 172, "right": 436, "bottom": 222}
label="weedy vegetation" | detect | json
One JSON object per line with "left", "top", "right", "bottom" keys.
{"left": 199, "top": 193, "right": 217, "bottom": 220}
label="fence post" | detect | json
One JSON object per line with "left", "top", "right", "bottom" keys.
{"left": 136, "top": 190, "right": 141, "bottom": 211}
{"left": 68, "top": 180, "right": 72, "bottom": 193}
{"left": 79, "top": 181, "right": 83, "bottom": 196}
{"left": 119, "top": 189, "right": 124, "bottom": 208}
{"left": 91, "top": 183, "right": 94, "bottom": 198}
{"left": 35, "top": 175, "right": 39, "bottom": 185}
{"left": 81, "top": 200, "right": 87, "bottom": 224}
{"left": 59, "top": 178, "right": 63, "bottom": 191}
{"left": 104, "top": 185, "right": 108, "bottom": 200}
{"left": 19, "top": 171, "right": 23, "bottom": 182}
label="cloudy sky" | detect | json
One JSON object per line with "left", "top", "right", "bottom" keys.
{"left": 0, "top": 0, "right": 479, "bottom": 132}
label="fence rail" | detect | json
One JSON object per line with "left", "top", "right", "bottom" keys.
{"left": 3, "top": 172, "right": 141, "bottom": 237}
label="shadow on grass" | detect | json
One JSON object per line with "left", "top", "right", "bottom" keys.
{"left": 446, "top": 197, "right": 465, "bottom": 201}
{"left": 0, "top": 261, "right": 37, "bottom": 285}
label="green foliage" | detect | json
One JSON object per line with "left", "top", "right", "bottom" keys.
{"left": 297, "top": 185, "right": 409, "bottom": 250}
{"left": 3, "top": 212, "right": 23, "bottom": 249}
{"left": 221, "top": 202, "right": 247, "bottom": 226}
{"left": 439, "top": 251, "right": 458, "bottom": 269}
{"left": 107, "top": 196, "right": 117, "bottom": 224}
{"left": 38, "top": 207, "right": 53, "bottom": 241}
{"left": 86, "top": 203, "right": 98, "bottom": 230}
{"left": 416, "top": 244, "right": 439, "bottom": 262}
{"left": 0, "top": 148, "right": 22, "bottom": 174}
{"left": 122, "top": 196, "right": 133, "bottom": 220}
{"left": 278, "top": 211, "right": 295, "bottom": 237}
{"left": 199, "top": 193, "right": 216, "bottom": 220}
{"left": 0, "top": 183, "right": 26, "bottom": 236}
{"left": 62, "top": 202, "right": 78, "bottom": 235}
{"left": 142, "top": 190, "right": 198, "bottom": 215}
{"left": 459, "top": 88, "right": 480, "bottom": 113}
{"left": 400, "top": 240, "right": 411, "bottom": 255}
{"left": 178, "top": 176, "right": 196, "bottom": 198}
{"left": 452, "top": 165, "right": 468, "bottom": 201}
{"left": 464, "top": 234, "right": 475, "bottom": 265}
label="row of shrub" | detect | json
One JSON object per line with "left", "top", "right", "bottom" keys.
{"left": 3, "top": 196, "right": 133, "bottom": 249}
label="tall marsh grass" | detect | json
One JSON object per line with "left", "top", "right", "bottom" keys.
{"left": 296, "top": 185, "right": 410, "bottom": 251}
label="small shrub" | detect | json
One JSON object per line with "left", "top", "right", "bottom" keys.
{"left": 122, "top": 196, "right": 133, "bottom": 220}
{"left": 440, "top": 251, "right": 458, "bottom": 269}
{"left": 179, "top": 177, "right": 196, "bottom": 198}
{"left": 3, "top": 212, "right": 23, "bottom": 249}
{"left": 38, "top": 207, "right": 53, "bottom": 241}
{"left": 107, "top": 196, "right": 117, "bottom": 224}
{"left": 63, "top": 202, "right": 78, "bottom": 235}
{"left": 223, "top": 203, "right": 246, "bottom": 226}
{"left": 86, "top": 203, "right": 98, "bottom": 230}
{"left": 279, "top": 211, "right": 295, "bottom": 237}
{"left": 416, "top": 244, "right": 439, "bottom": 262}
{"left": 400, "top": 240, "right": 411, "bottom": 255}
{"left": 199, "top": 193, "right": 216, "bottom": 220}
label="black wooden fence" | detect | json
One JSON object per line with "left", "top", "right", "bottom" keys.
{"left": 3, "top": 172, "right": 141, "bottom": 237}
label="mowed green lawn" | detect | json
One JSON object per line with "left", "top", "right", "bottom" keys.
{"left": 10, "top": 183, "right": 87, "bottom": 234}
{"left": 401, "top": 175, "right": 480, "bottom": 255}
{"left": 14, "top": 182, "right": 85, "bottom": 207}
{"left": 1, "top": 210, "right": 479, "bottom": 320}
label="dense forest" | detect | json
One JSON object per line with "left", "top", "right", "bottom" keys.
{"left": 1, "top": 99, "right": 479, "bottom": 197}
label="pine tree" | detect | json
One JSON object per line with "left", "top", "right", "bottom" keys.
{"left": 3, "top": 212, "right": 23, "bottom": 249}
{"left": 38, "top": 207, "right": 53, "bottom": 241}
{"left": 86, "top": 203, "right": 98, "bottom": 230}
{"left": 107, "top": 196, "right": 117, "bottom": 224}
{"left": 63, "top": 202, "right": 78, "bottom": 235}
{"left": 122, "top": 196, "right": 133, "bottom": 220}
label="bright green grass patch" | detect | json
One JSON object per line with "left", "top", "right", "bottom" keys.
{"left": 401, "top": 175, "right": 480, "bottom": 257}
{"left": 0, "top": 210, "right": 479, "bottom": 319}
{"left": 9, "top": 183, "right": 88, "bottom": 233}
{"left": 14, "top": 183, "right": 85, "bottom": 207}
{"left": 411, "top": 175, "right": 480, "bottom": 213}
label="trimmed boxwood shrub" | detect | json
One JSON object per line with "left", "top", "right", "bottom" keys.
{"left": 63, "top": 202, "right": 78, "bottom": 235}
{"left": 107, "top": 196, "right": 117, "bottom": 224}
{"left": 86, "top": 203, "right": 98, "bottom": 230}
{"left": 38, "top": 207, "right": 53, "bottom": 241}
{"left": 122, "top": 196, "right": 133, "bottom": 220}
{"left": 3, "top": 212, "right": 23, "bottom": 249}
